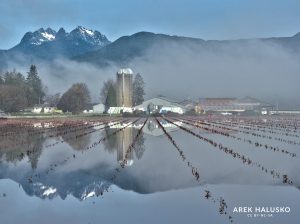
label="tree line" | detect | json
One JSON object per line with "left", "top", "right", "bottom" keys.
{"left": 0, "top": 65, "right": 88, "bottom": 113}
{"left": 0, "top": 65, "right": 45, "bottom": 112}
{"left": 1, "top": 65, "right": 145, "bottom": 114}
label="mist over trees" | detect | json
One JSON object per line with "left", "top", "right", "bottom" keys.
{"left": 0, "top": 64, "right": 146, "bottom": 113}
{"left": 57, "top": 83, "right": 91, "bottom": 113}
{"left": 0, "top": 65, "right": 46, "bottom": 112}
{"left": 44, "top": 93, "right": 61, "bottom": 107}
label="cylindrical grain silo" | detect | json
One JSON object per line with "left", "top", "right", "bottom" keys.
{"left": 116, "top": 68, "right": 133, "bottom": 107}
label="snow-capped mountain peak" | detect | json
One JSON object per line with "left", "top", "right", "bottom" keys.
{"left": 69, "top": 26, "right": 110, "bottom": 46}
{"left": 41, "top": 31, "right": 55, "bottom": 41}
{"left": 42, "top": 187, "right": 57, "bottom": 196}
{"left": 80, "top": 181, "right": 110, "bottom": 201}
{"left": 21, "top": 27, "right": 57, "bottom": 45}
{"left": 76, "top": 26, "right": 95, "bottom": 36}
{"left": 19, "top": 26, "right": 110, "bottom": 47}
{"left": 31, "top": 183, "right": 58, "bottom": 199}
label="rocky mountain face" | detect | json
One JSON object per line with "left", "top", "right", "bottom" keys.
{"left": 0, "top": 26, "right": 110, "bottom": 68}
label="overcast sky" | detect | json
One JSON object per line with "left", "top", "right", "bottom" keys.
{"left": 1, "top": 0, "right": 300, "bottom": 49}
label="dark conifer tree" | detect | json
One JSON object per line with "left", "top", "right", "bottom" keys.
{"left": 133, "top": 73, "right": 145, "bottom": 106}
{"left": 104, "top": 84, "right": 117, "bottom": 111}
{"left": 26, "top": 64, "right": 45, "bottom": 105}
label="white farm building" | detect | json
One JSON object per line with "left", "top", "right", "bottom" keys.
{"left": 108, "top": 107, "right": 133, "bottom": 114}
{"left": 92, "top": 103, "right": 105, "bottom": 113}
{"left": 32, "top": 104, "right": 56, "bottom": 114}
{"left": 134, "top": 97, "right": 185, "bottom": 114}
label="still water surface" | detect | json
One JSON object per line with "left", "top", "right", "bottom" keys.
{"left": 0, "top": 117, "right": 299, "bottom": 224}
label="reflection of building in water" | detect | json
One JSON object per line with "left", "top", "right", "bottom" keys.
{"left": 116, "top": 68, "right": 133, "bottom": 107}
{"left": 102, "top": 124, "right": 145, "bottom": 161}
{"left": 142, "top": 120, "right": 180, "bottom": 136}
{"left": 107, "top": 119, "right": 181, "bottom": 137}
{"left": 117, "top": 127, "right": 134, "bottom": 166}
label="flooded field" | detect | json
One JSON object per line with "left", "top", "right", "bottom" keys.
{"left": 0, "top": 115, "right": 299, "bottom": 224}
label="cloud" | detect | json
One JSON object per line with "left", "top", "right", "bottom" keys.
{"left": 38, "top": 59, "right": 119, "bottom": 103}
{"left": 3, "top": 37, "right": 300, "bottom": 109}
{"left": 5, "top": 56, "right": 118, "bottom": 103}
{"left": 128, "top": 39, "right": 300, "bottom": 109}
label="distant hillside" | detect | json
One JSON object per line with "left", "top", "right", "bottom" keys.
{"left": 73, "top": 31, "right": 205, "bottom": 66}
{"left": 73, "top": 31, "right": 300, "bottom": 67}
{"left": 1, "top": 29, "right": 300, "bottom": 70}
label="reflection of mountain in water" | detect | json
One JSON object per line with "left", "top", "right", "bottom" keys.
{"left": 0, "top": 120, "right": 201, "bottom": 201}
{"left": 0, "top": 158, "right": 201, "bottom": 201}
{"left": 0, "top": 164, "right": 111, "bottom": 201}
{"left": 2, "top": 118, "right": 288, "bottom": 202}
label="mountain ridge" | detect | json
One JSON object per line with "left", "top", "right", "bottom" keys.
{"left": 1, "top": 29, "right": 300, "bottom": 70}
{"left": 72, "top": 30, "right": 300, "bottom": 67}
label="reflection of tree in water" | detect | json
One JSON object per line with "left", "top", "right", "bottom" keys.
{"left": 0, "top": 126, "right": 45, "bottom": 169}
{"left": 27, "top": 134, "right": 44, "bottom": 169}
{"left": 133, "top": 129, "right": 145, "bottom": 160}
{"left": 61, "top": 126, "right": 91, "bottom": 151}
{"left": 147, "top": 120, "right": 156, "bottom": 132}
{"left": 102, "top": 125, "right": 118, "bottom": 153}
